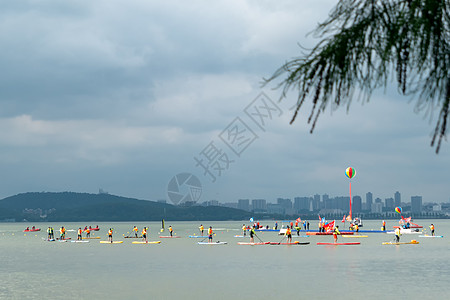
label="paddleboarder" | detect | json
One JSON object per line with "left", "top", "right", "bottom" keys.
{"left": 133, "top": 226, "right": 139, "bottom": 238}
{"left": 199, "top": 224, "right": 204, "bottom": 236}
{"left": 382, "top": 220, "right": 386, "bottom": 231}
{"left": 286, "top": 226, "right": 292, "bottom": 243}
{"left": 77, "top": 228, "right": 83, "bottom": 240}
{"left": 142, "top": 227, "right": 148, "bottom": 242}
{"left": 430, "top": 224, "right": 435, "bottom": 236}
{"left": 85, "top": 227, "right": 91, "bottom": 238}
{"left": 395, "top": 227, "right": 401, "bottom": 243}
{"left": 169, "top": 226, "right": 173, "bottom": 237}
{"left": 47, "top": 227, "right": 52, "bottom": 240}
{"left": 333, "top": 226, "right": 341, "bottom": 243}
{"left": 108, "top": 228, "right": 113, "bottom": 243}
{"left": 60, "top": 226, "right": 66, "bottom": 240}
{"left": 208, "top": 226, "right": 213, "bottom": 243}
{"left": 242, "top": 224, "right": 247, "bottom": 236}
{"left": 250, "top": 227, "right": 256, "bottom": 243}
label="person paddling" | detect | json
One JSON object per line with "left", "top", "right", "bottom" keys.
{"left": 286, "top": 225, "right": 292, "bottom": 243}
{"left": 85, "top": 227, "right": 91, "bottom": 238}
{"left": 250, "top": 227, "right": 256, "bottom": 243}
{"left": 333, "top": 226, "right": 341, "bottom": 243}
{"left": 133, "top": 226, "right": 139, "bottom": 238}
{"left": 208, "top": 226, "right": 213, "bottom": 243}
{"left": 47, "top": 227, "right": 52, "bottom": 240}
{"left": 60, "top": 226, "right": 66, "bottom": 240}
{"left": 169, "top": 226, "right": 173, "bottom": 237}
{"left": 199, "top": 224, "right": 204, "bottom": 236}
{"left": 242, "top": 224, "right": 247, "bottom": 236}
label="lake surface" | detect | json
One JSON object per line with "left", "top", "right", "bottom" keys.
{"left": 1, "top": 219, "right": 449, "bottom": 299}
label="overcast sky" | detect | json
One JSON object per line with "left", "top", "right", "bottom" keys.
{"left": 1, "top": 0, "right": 449, "bottom": 205}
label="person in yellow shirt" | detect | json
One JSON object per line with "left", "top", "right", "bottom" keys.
{"left": 142, "top": 227, "right": 148, "bottom": 242}
{"left": 60, "top": 226, "right": 66, "bottom": 240}
{"left": 395, "top": 227, "right": 401, "bottom": 243}
{"left": 333, "top": 226, "right": 341, "bottom": 243}
{"left": 199, "top": 224, "right": 204, "bottom": 236}
{"left": 169, "top": 226, "right": 173, "bottom": 237}
{"left": 242, "top": 224, "right": 247, "bottom": 236}
{"left": 430, "top": 224, "right": 435, "bottom": 236}
{"left": 85, "top": 227, "right": 91, "bottom": 238}
{"left": 208, "top": 226, "right": 213, "bottom": 243}
{"left": 133, "top": 226, "right": 139, "bottom": 238}
{"left": 77, "top": 228, "right": 83, "bottom": 241}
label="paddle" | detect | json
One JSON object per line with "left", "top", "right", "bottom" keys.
{"left": 277, "top": 234, "right": 287, "bottom": 245}
{"left": 254, "top": 233, "right": 264, "bottom": 243}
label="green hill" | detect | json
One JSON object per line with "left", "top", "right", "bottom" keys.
{"left": 0, "top": 192, "right": 250, "bottom": 222}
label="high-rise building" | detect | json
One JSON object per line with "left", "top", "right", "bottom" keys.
{"left": 385, "top": 198, "right": 394, "bottom": 210}
{"left": 277, "top": 198, "right": 292, "bottom": 209}
{"left": 353, "top": 196, "right": 362, "bottom": 213}
{"left": 394, "top": 191, "right": 401, "bottom": 207}
{"left": 252, "top": 199, "right": 267, "bottom": 211}
{"left": 294, "top": 197, "right": 311, "bottom": 211}
{"left": 312, "top": 194, "right": 321, "bottom": 211}
{"left": 411, "top": 196, "right": 422, "bottom": 214}
{"left": 238, "top": 199, "right": 250, "bottom": 211}
{"left": 366, "top": 192, "right": 373, "bottom": 211}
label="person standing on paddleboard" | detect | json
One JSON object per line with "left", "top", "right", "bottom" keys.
{"left": 77, "top": 228, "right": 83, "bottom": 241}
{"left": 85, "top": 227, "right": 91, "bottom": 238}
{"left": 142, "top": 227, "right": 148, "bottom": 242}
{"left": 199, "top": 224, "right": 204, "bottom": 236}
{"left": 60, "top": 226, "right": 66, "bottom": 240}
{"left": 47, "top": 227, "right": 52, "bottom": 240}
{"left": 286, "top": 226, "right": 292, "bottom": 243}
{"left": 382, "top": 220, "right": 386, "bottom": 231}
{"left": 133, "top": 226, "right": 139, "bottom": 238}
{"left": 333, "top": 226, "right": 341, "bottom": 243}
{"left": 430, "top": 224, "right": 435, "bottom": 236}
{"left": 250, "top": 227, "right": 256, "bottom": 243}
{"left": 169, "top": 226, "right": 173, "bottom": 237}
{"left": 208, "top": 226, "right": 213, "bottom": 243}
{"left": 395, "top": 227, "right": 401, "bottom": 243}
{"left": 242, "top": 224, "right": 247, "bottom": 236}
{"left": 108, "top": 228, "right": 113, "bottom": 243}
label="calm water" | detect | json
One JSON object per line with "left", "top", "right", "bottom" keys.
{"left": 1, "top": 219, "right": 449, "bottom": 299}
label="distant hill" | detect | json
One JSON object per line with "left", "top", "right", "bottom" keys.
{"left": 0, "top": 192, "right": 251, "bottom": 222}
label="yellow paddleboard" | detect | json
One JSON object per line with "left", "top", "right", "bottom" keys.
{"left": 82, "top": 237, "right": 100, "bottom": 239}
{"left": 100, "top": 241, "right": 123, "bottom": 244}
{"left": 342, "top": 235, "right": 368, "bottom": 238}
{"left": 382, "top": 240, "right": 419, "bottom": 245}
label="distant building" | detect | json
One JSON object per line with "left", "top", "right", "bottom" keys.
{"left": 312, "top": 194, "right": 321, "bottom": 211}
{"left": 411, "top": 196, "right": 422, "bottom": 214}
{"left": 394, "top": 191, "right": 401, "bottom": 207}
{"left": 267, "top": 203, "right": 284, "bottom": 215}
{"left": 294, "top": 197, "right": 311, "bottom": 211}
{"left": 223, "top": 202, "right": 238, "bottom": 209}
{"left": 252, "top": 199, "right": 267, "bottom": 211}
{"left": 238, "top": 199, "right": 250, "bottom": 211}
{"left": 353, "top": 196, "right": 362, "bottom": 213}
{"left": 277, "top": 198, "right": 292, "bottom": 210}
{"left": 371, "top": 202, "right": 383, "bottom": 213}
{"left": 366, "top": 192, "right": 373, "bottom": 211}
{"left": 385, "top": 198, "right": 394, "bottom": 210}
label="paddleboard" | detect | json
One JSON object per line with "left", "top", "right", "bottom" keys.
{"left": 189, "top": 236, "right": 209, "bottom": 238}
{"left": 317, "top": 242, "right": 360, "bottom": 245}
{"left": 71, "top": 240, "right": 89, "bottom": 243}
{"left": 234, "top": 235, "right": 245, "bottom": 238}
{"left": 382, "top": 240, "right": 419, "bottom": 245}
{"left": 419, "top": 235, "right": 443, "bottom": 238}
{"left": 269, "top": 241, "right": 310, "bottom": 245}
{"left": 124, "top": 236, "right": 142, "bottom": 239}
{"left": 237, "top": 242, "right": 270, "bottom": 245}
{"left": 159, "top": 236, "right": 181, "bottom": 238}
{"left": 132, "top": 241, "right": 161, "bottom": 244}
{"left": 100, "top": 241, "right": 123, "bottom": 244}
{"left": 342, "top": 235, "right": 368, "bottom": 238}
{"left": 82, "top": 237, "right": 100, "bottom": 239}
{"left": 44, "top": 239, "right": 55, "bottom": 242}
{"left": 198, "top": 241, "right": 227, "bottom": 245}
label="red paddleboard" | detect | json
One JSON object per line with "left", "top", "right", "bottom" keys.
{"left": 317, "top": 242, "right": 360, "bottom": 245}
{"left": 159, "top": 236, "right": 181, "bottom": 238}
{"left": 24, "top": 228, "right": 41, "bottom": 232}
{"left": 307, "top": 232, "right": 354, "bottom": 236}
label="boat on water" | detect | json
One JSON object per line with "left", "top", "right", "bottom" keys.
{"left": 23, "top": 228, "right": 40, "bottom": 232}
